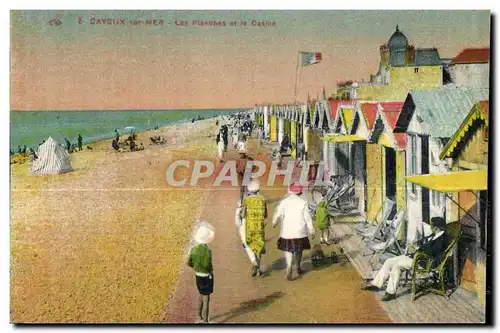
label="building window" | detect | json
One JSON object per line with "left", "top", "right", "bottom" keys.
{"left": 414, "top": 67, "right": 419, "bottom": 74}
{"left": 432, "top": 190, "right": 443, "bottom": 207}
{"left": 410, "top": 134, "right": 417, "bottom": 194}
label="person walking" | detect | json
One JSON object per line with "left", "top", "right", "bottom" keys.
{"left": 240, "top": 180, "right": 267, "bottom": 277}
{"left": 258, "top": 126, "right": 264, "bottom": 149}
{"left": 216, "top": 133, "right": 225, "bottom": 163}
{"left": 77, "top": 134, "right": 83, "bottom": 151}
{"left": 187, "top": 221, "right": 215, "bottom": 323}
{"left": 232, "top": 129, "right": 239, "bottom": 149}
{"left": 272, "top": 183, "right": 315, "bottom": 281}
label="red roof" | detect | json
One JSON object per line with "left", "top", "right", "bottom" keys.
{"left": 328, "top": 99, "right": 351, "bottom": 123}
{"left": 393, "top": 133, "right": 407, "bottom": 150}
{"left": 379, "top": 102, "right": 405, "bottom": 129}
{"left": 360, "top": 102, "right": 378, "bottom": 130}
{"left": 450, "top": 48, "right": 490, "bottom": 65}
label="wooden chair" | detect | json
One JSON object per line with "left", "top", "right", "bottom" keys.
{"left": 410, "top": 222, "right": 462, "bottom": 301}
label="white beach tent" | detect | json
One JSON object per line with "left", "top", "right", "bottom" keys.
{"left": 31, "top": 137, "right": 73, "bottom": 175}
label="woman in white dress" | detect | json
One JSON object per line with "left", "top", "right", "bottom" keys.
{"left": 216, "top": 134, "right": 225, "bottom": 162}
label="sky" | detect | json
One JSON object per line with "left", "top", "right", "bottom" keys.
{"left": 10, "top": 10, "right": 491, "bottom": 110}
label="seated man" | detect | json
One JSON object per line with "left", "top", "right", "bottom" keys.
{"left": 361, "top": 217, "right": 451, "bottom": 301}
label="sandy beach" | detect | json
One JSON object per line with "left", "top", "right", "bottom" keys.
{"left": 10, "top": 117, "right": 224, "bottom": 323}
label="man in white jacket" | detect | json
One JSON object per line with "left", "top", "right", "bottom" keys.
{"left": 272, "top": 183, "right": 315, "bottom": 281}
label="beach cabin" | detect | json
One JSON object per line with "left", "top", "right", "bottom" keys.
{"left": 394, "top": 86, "right": 489, "bottom": 243}
{"left": 287, "top": 104, "right": 302, "bottom": 158}
{"left": 342, "top": 101, "right": 379, "bottom": 221}
{"left": 263, "top": 105, "right": 270, "bottom": 140}
{"left": 327, "top": 102, "right": 357, "bottom": 176}
{"left": 269, "top": 105, "right": 278, "bottom": 142}
{"left": 306, "top": 100, "right": 324, "bottom": 180}
{"left": 322, "top": 100, "right": 370, "bottom": 221}
{"left": 298, "top": 103, "right": 309, "bottom": 160}
{"left": 367, "top": 101, "right": 406, "bottom": 237}
{"left": 436, "top": 101, "right": 489, "bottom": 307}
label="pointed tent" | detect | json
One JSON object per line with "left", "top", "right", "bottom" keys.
{"left": 31, "top": 137, "right": 73, "bottom": 175}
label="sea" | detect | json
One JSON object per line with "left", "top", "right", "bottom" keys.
{"left": 10, "top": 109, "right": 243, "bottom": 152}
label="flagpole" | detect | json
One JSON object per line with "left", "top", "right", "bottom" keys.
{"left": 294, "top": 51, "right": 301, "bottom": 104}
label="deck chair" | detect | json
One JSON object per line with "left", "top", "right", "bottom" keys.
{"left": 356, "top": 199, "right": 396, "bottom": 241}
{"left": 363, "top": 210, "right": 405, "bottom": 268}
{"left": 410, "top": 222, "right": 462, "bottom": 301}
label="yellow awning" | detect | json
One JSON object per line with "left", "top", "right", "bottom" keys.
{"left": 405, "top": 170, "right": 488, "bottom": 192}
{"left": 322, "top": 134, "right": 365, "bottom": 143}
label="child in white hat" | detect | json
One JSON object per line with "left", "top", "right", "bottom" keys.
{"left": 187, "top": 221, "right": 215, "bottom": 323}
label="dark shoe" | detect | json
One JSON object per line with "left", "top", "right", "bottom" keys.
{"left": 251, "top": 265, "right": 258, "bottom": 277}
{"left": 361, "top": 284, "right": 380, "bottom": 292}
{"left": 285, "top": 269, "right": 293, "bottom": 281}
{"left": 380, "top": 292, "right": 396, "bottom": 302}
{"left": 297, "top": 268, "right": 305, "bottom": 276}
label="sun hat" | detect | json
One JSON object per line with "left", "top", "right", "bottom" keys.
{"left": 288, "top": 183, "right": 303, "bottom": 195}
{"left": 247, "top": 180, "right": 260, "bottom": 193}
{"left": 194, "top": 221, "right": 215, "bottom": 244}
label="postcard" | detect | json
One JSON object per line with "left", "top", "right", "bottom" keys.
{"left": 10, "top": 10, "right": 491, "bottom": 324}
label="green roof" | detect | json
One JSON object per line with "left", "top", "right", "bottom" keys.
{"left": 410, "top": 86, "right": 489, "bottom": 138}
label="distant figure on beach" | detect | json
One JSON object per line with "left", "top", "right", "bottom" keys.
{"left": 258, "top": 127, "right": 264, "bottom": 148}
{"left": 65, "top": 138, "right": 71, "bottom": 152}
{"left": 215, "top": 120, "right": 219, "bottom": 126}
{"left": 17, "top": 145, "right": 22, "bottom": 154}
{"left": 220, "top": 125, "right": 228, "bottom": 151}
{"left": 138, "top": 143, "right": 144, "bottom": 151}
{"left": 112, "top": 139, "right": 120, "bottom": 151}
{"left": 232, "top": 129, "right": 239, "bottom": 149}
{"left": 280, "top": 134, "right": 290, "bottom": 154}
{"left": 115, "top": 129, "right": 120, "bottom": 142}
{"left": 130, "top": 139, "right": 136, "bottom": 152}
{"left": 192, "top": 118, "right": 195, "bottom": 123}
{"left": 22, "top": 145, "right": 27, "bottom": 154}
{"left": 29, "top": 148, "right": 38, "bottom": 161}
{"left": 77, "top": 134, "right": 83, "bottom": 151}
{"left": 216, "top": 133, "right": 225, "bottom": 162}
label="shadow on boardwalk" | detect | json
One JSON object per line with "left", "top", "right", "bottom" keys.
{"left": 211, "top": 291, "right": 286, "bottom": 323}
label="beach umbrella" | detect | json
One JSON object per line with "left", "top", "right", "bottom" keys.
{"left": 124, "top": 126, "right": 135, "bottom": 130}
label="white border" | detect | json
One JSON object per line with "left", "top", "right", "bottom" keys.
{"left": 3, "top": 2, "right": 498, "bottom": 332}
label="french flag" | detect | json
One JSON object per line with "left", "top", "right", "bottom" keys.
{"left": 300, "top": 52, "right": 322, "bottom": 66}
